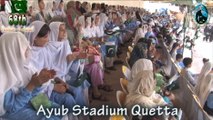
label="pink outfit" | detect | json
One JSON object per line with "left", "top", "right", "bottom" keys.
{"left": 85, "top": 55, "right": 104, "bottom": 87}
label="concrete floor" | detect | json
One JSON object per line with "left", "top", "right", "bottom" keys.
{"left": 89, "top": 44, "right": 129, "bottom": 120}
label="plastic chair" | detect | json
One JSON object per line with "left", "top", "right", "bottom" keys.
{"left": 116, "top": 90, "right": 127, "bottom": 107}
{"left": 120, "top": 78, "right": 128, "bottom": 94}
{"left": 122, "top": 65, "right": 131, "bottom": 81}
{"left": 128, "top": 46, "right": 133, "bottom": 53}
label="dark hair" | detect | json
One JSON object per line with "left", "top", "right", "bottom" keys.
{"left": 91, "top": 17, "right": 94, "bottom": 23}
{"left": 183, "top": 57, "right": 192, "bottom": 67}
{"left": 101, "top": 3, "right": 106, "bottom": 13}
{"left": 203, "top": 58, "right": 209, "bottom": 63}
{"left": 176, "top": 54, "right": 183, "bottom": 60}
{"left": 147, "top": 39, "right": 155, "bottom": 48}
{"left": 171, "top": 42, "right": 179, "bottom": 49}
{"left": 137, "top": 38, "right": 146, "bottom": 43}
{"left": 37, "top": 24, "right": 50, "bottom": 38}
{"left": 136, "top": 11, "right": 142, "bottom": 22}
{"left": 76, "top": 1, "right": 80, "bottom": 5}
{"left": 38, "top": 0, "right": 43, "bottom": 3}
{"left": 0, "top": 4, "right": 5, "bottom": 11}
{"left": 170, "top": 42, "right": 179, "bottom": 54}
{"left": 137, "top": 38, "right": 154, "bottom": 49}
{"left": 92, "top": 3, "right": 96, "bottom": 10}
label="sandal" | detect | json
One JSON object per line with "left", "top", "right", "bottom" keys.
{"left": 98, "top": 85, "right": 114, "bottom": 92}
{"left": 92, "top": 94, "right": 109, "bottom": 101}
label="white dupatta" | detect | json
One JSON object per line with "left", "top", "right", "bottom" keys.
{"left": 0, "top": 32, "right": 33, "bottom": 116}
{"left": 126, "top": 59, "right": 166, "bottom": 108}
{"left": 195, "top": 62, "right": 213, "bottom": 107}
{"left": 25, "top": 21, "right": 54, "bottom": 97}
{"left": 48, "top": 22, "right": 72, "bottom": 80}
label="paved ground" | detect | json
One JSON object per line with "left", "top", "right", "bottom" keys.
{"left": 90, "top": 44, "right": 129, "bottom": 120}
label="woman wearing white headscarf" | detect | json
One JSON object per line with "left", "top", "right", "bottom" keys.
{"left": 125, "top": 59, "right": 166, "bottom": 109}
{"left": 33, "top": 0, "right": 49, "bottom": 23}
{"left": 48, "top": 22, "right": 90, "bottom": 120}
{"left": 53, "top": 0, "right": 66, "bottom": 18}
{"left": 45, "top": 0, "right": 55, "bottom": 20}
{"left": 25, "top": 21, "right": 52, "bottom": 71}
{"left": 195, "top": 62, "right": 213, "bottom": 107}
{"left": 132, "top": 24, "right": 147, "bottom": 44}
{"left": 0, "top": 32, "right": 59, "bottom": 120}
{"left": 83, "top": 17, "right": 92, "bottom": 38}
{"left": 26, "top": 21, "right": 76, "bottom": 113}
{"left": 48, "top": 22, "right": 72, "bottom": 79}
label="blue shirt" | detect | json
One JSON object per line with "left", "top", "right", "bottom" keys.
{"left": 4, "top": 87, "right": 41, "bottom": 114}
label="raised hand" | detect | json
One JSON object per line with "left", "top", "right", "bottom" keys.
{"left": 26, "top": 69, "right": 56, "bottom": 91}
{"left": 54, "top": 77, "right": 69, "bottom": 90}
{"left": 77, "top": 52, "right": 87, "bottom": 59}
{"left": 38, "top": 69, "right": 56, "bottom": 84}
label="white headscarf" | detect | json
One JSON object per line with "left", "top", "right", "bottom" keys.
{"left": 54, "top": 0, "right": 61, "bottom": 9}
{"left": 25, "top": 21, "right": 54, "bottom": 97}
{"left": 0, "top": 32, "right": 33, "bottom": 116}
{"left": 0, "top": 11, "right": 9, "bottom": 27}
{"left": 133, "top": 27, "right": 146, "bottom": 44}
{"left": 48, "top": 22, "right": 72, "bottom": 80}
{"left": 131, "top": 59, "right": 153, "bottom": 81}
{"left": 126, "top": 59, "right": 166, "bottom": 108}
{"left": 45, "top": 0, "right": 54, "bottom": 18}
{"left": 25, "top": 21, "right": 52, "bottom": 71}
{"left": 26, "top": 21, "right": 45, "bottom": 46}
{"left": 83, "top": 17, "right": 92, "bottom": 38}
{"left": 53, "top": 0, "right": 66, "bottom": 18}
{"left": 195, "top": 62, "right": 213, "bottom": 107}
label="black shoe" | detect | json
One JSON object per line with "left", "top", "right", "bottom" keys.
{"left": 106, "top": 67, "right": 117, "bottom": 71}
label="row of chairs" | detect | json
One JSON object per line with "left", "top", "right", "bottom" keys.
{"left": 116, "top": 65, "right": 130, "bottom": 107}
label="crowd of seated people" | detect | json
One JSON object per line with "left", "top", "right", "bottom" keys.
{"left": 0, "top": 0, "right": 213, "bottom": 120}
{"left": 122, "top": 6, "right": 213, "bottom": 119}
{"left": 0, "top": 0, "right": 141, "bottom": 119}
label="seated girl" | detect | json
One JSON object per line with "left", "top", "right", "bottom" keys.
{"left": 25, "top": 21, "right": 76, "bottom": 112}
{"left": 0, "top": 32, "right": 60, "bottom": 120}
{"left": 125, "top": 59, "right": 167, "bottom": 119}
{"left": 48, "top": 21, "right": 90, "bottom": 107}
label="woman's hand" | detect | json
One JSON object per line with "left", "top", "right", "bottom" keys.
{"left": 77, "top": 52, "right": 87, "bottom": 59}
{"left": 67, "top": 52, "right": 87, "bottom": 62}
{"left": 54, "top": 77, "right": 69, "bottom": 90}
{"left": 53, "top": 83, "right": 67, "bottom": 94}
{"left": 26, "top": 69, "right": 56, "bottom": 91}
